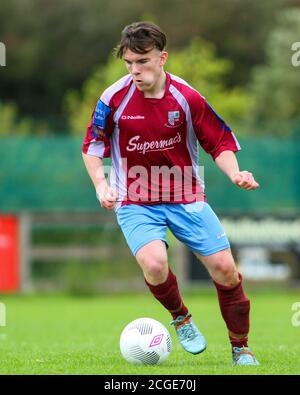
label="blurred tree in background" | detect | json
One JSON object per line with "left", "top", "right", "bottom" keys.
{"left": 65, "top": 38, "right": 250, "bottom": 134}
{"left": 248, "top": 9, "right": 300, "bottom": 136}
{"left": 0, "top": 101, "right": 56, "bottom": 135}
{"left": 0, "top": 0, "right": 298, "bottom": 135}
{"left": 0, "top": 102, "right": 34, "bottom": 135}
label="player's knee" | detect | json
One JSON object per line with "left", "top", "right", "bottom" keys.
{"left": 138, "top": 257, "right": 168, "bottom": 281}
{"left": 142, "top": 259, "right": 166, "bottom": 275}
{"left": 137, "top": 247, "right": 167, "bottom": 269}
{"left": 214, "top": 261, "right": 238, "bottom": 284}
{"left": 136, "top": 243, "right": 168, "bottom": 282}
{"left": 147, "top": 263, "right": 167, "bottom": 281}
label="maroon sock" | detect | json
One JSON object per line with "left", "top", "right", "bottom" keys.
{"left": 213, "top": 273, "right": 250, "bottom": 348}
{"left": 144, "top": 268, "right": 189, "bottom": 319}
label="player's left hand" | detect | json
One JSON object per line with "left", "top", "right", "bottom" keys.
{"left": 231, "top": 171, "right": 260, "bottom": 190}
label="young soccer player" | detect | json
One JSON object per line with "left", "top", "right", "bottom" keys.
{"left": 82, "top": 22, "right": 260, "bottom": 365}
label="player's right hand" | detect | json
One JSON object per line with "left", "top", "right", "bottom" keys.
{"left": 96, "top": 185, "right": 118, "bottom": 210}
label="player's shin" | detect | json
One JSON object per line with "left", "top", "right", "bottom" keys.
{"left": 144, "top": 268, "right": 189, "bottom": 319}
{"left": 213, "top": 273, "right": 250, "bottom": 348}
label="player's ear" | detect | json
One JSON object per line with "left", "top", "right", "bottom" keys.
{"left": 160, "top": 51, "right": 168, "bottom": 66}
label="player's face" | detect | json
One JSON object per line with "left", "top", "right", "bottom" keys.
{"left": 123, "top": 47, "right": 168, "bottom": 92}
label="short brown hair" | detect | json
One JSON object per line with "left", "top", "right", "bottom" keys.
{"left": 115, "top": 22, "right": 167, "bottom": 58}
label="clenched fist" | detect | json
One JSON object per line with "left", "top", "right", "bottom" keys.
{"left": 96, "top": 183, "right": 119, "bottom": 210}
{"left": 230, "top": 171, "right": 260, "bottom": 190}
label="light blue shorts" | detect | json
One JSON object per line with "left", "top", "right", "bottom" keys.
{"left": 116, "top": 202, "right": 230, "bottom": 256}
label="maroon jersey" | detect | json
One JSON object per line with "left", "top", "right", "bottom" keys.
{"left": 82, "top": 72, "right": 240, "bottom": 209}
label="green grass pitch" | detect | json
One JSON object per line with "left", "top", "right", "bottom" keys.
{"left": 0, "top": 289, "right": 299, "bottom": 374}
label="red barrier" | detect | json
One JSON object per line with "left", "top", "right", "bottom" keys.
{"left": 0, "top": 215, "right": 20, "bottom": 292}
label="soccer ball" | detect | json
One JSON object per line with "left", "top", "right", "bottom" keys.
{"left": 120, "top": 317, "right": 172, "bottom": 365}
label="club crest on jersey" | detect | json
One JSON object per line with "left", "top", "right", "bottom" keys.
{"left": 166, "top": 111, "right": 181, "bottom": 128}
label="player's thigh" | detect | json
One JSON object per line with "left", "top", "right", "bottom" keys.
{"left": 196, "top": 248, "right": 240, "bottom": 286}
{"left": 116, "top": 204, "right": 168, "bottom": 257}
{"left": 136, "top": 239, "right": 168, "bottom": 271}
{"left": 166, "top": 202, "right": 230, "bottom": 256}
{"left": 195, "top": 248, "right": 237, "bottom": 278}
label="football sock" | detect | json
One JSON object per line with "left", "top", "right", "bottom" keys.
{"left": 213, "top": 273, "right": 250, "bottom": 348}
{"left": 144, "top": 268, "right": 189, "bottom": 320}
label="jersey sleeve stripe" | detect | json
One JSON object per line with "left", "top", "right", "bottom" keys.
{"left": 87, "top": 141, "right": 106, "bottom": 158}
{"left": 169, "top": 73, "right": 193, "bottom": 89}
{"left": 100, "top": 74, "right": 133, "bottom": 106}
{"left": 169, "top": 73, "right": 205, "bottom": 98}
{"left": 113, "top": 83, "right": 136, "bottom": 124}
{"left": 231, "top": 132, "right": 241, "bottom": 151}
